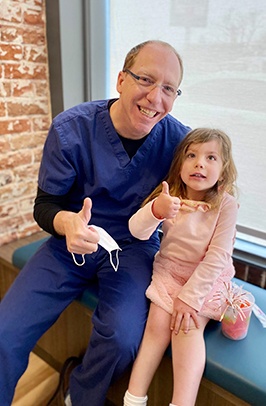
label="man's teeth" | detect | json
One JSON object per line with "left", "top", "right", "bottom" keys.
{"left": 139, "top": 107, "right": 157, "bottom": 117}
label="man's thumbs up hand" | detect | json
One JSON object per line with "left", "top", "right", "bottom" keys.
{"left": 78, "top": 197, "right": 92, "bottom": 224}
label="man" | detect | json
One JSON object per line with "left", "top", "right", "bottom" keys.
{"left": 0, "top": 40, "right": 190, "bottom": 406}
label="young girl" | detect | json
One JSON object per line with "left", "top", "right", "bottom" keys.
{"left": 123, "top": 128, "right": 238, "bottom": 406}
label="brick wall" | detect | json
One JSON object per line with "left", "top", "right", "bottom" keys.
{"left": 0, "top": 0, "right": 51, "bottom": 245}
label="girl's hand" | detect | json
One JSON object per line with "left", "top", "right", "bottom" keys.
{"left": 152, "top": 181, "right": 181, "bottom": 219}
{"left": 171, "top": 297, "right": 200, "bottom": 334}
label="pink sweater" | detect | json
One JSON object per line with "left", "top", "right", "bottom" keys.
{"left": 129, "top": 192, "right": 238, "bottom": 312}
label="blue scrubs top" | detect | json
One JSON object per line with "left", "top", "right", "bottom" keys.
{"left": 38, "top": 99, "right": 190, "bottom": 241}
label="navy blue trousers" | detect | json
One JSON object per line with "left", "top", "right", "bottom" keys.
{"left": 0, "top": 236, "right": 159, "bottom": 406}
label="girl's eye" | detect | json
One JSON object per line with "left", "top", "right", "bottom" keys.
{"left": 208, "top": 155, "right": 217, "bottom": 161}
{"left": 187, "top": 153, "right": 195, "bottom": 158}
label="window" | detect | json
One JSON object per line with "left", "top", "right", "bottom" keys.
{"left": 108, "top": 0, "right": 266, "bottom": 245}
{"left": 46, "top": 0, "right": 266, "bottom": 246}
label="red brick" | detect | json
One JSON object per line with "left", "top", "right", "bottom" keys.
{"left": 33, "top": 117, "right": 51, "bottom": 132}
{"left": 0, "top": 4, "right": 22, "bottom": 23}
{"left": 4, "top": 62, "right": 47, "bottom": 80}
{"left": 0, "top": 170, "right": 13, "bottom": 187}
{"left": 19, "top": 0, "right": 43, "bottom": 6}
{"left": 17, "top": 223, "right": 42, "bottom": 240}
{"left": 0, "top": 102, "right": 6, "bottom": 117}
{"left": 9, "top": 134, "right": 46, "bottom": 153}
{"left": 19, "top": 195, "right": 36, "bottom": 213}
{"left": 13, "top": 164, "right": 39, "bottom": 182}
{"left": 24, "top": 45, "right": 47, "bottom": 63}
{"left": 12, "top": 80, "right": 35, "bottom": 97}
{"left": 0, "top": 0, "right": 50, "bottom": 244}
{"left": 0, "top": 44, "right": 22, "bottom": 61}
{"left": 0, "top": 81, "right": 11, "bottom": 97}
{"left": 10, "top": 133, "right": 36, "bottom": 150}
{"left": 23, "top": 8, "right": 45, "bottom": 26}
{"left": 8, "top": 100, "right": 48, "bottom": 116}
{"left": 31, "top": 0, "right": 43, "bottom": 6}
{"left": 0, "top": 201, "right": 18, "bottom": 218}
{"left": 0, "top": 151, "right": 33, "bottom": 170}
{"left": 22, "top": 28, "right": 45, "bottom": 46}
{"left": 0, "top": 118, "right": 31, "bottom": 135}
{"left": 0, "top": 213, "right": 37, "bottom": 237}
{"left": 32, "top": 132, "right": 47, "bottom": 147}
{"left": 0, "top": 216, "right": 21, "bottom": 233}
{"left": 9, "top": 182, "right": 36, "bottom": 202}
{"left": 1, "top": 26, "right": 45, "bottom": 46}
{"left": 1, "top": 26, "right": 20, "bottom": 43}
{"left": 0, "top": 136, "right": 11, "bottom": 153}
{"left": 35, "top": 82, "right": 50, "bottom": 98}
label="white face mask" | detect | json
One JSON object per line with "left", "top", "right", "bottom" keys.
{"left": 71, "top": 225, "right": 122, "bottom": 272}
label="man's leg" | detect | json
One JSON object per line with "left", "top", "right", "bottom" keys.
{"left": 70, "top": 238, "right": 159, "bottom": 406}
{"left": 0, "top": 237, "right": 95, "bottom": 406}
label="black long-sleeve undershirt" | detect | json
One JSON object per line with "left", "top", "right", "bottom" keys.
{"left": 34, "top": 187, "right": 67, "bottom": 237}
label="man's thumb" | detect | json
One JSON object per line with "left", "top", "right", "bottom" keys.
{"left": 79, "top": 197, "right": 92, "bottom": 224}
{"left": 161, "top": 181, "right": 170, "bottom": 195}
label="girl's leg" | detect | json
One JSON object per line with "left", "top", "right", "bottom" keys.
{"left": 127, "top": 303, "right": 172, "bottom": 398}
{"left": 171, "top": 316, "right": 209, "bottom": 406}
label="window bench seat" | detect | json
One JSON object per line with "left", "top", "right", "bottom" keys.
{"left": 1, "top": 235, "right": 266, "bottom": 406}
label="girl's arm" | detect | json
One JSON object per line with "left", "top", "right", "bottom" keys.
{"left": 178, "top": 194, "right": 238, "bottom": 311}
{"left": 129, "top": 182, "right": 181, "bottom": 240}
{"left": 128, "top": 201, "right": 162, "bottom": 240}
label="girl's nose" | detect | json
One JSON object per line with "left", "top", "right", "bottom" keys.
{"left": 195, "top": 161, "right": 204, "bottom": 168}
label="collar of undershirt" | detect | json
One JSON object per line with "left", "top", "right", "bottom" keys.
{"left": 108, "top": 99, "right": 149, "bottom": 158}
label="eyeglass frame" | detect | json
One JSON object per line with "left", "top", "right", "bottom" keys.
{"left": 123, "top": 69, "right": 182, "bottom": 98}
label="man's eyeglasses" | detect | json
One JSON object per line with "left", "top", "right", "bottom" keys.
{"left": 124, "top": 69, "right": 182, "bottom": 98}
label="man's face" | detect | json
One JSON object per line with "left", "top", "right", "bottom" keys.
{"left": 115, "top": 43, "right": 182, "bottom": 139}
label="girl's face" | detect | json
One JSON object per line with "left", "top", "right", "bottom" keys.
{"left": 180, "top": 140, "right": 223, "bottom": 200}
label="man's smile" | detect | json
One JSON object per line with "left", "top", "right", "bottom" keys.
{"left": 138, "top": 106, "right": 158, "bottom": 118}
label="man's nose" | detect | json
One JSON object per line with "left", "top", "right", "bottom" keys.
{"left": 146, "top": 84, "right": 163, "bottom": 101}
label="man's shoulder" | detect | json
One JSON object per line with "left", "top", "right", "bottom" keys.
{"left": 159, "top": 113, "right": 190, "bottom": 134}
{"left": 52, "top": 99, "right": 110, "bottom": 126}
{"left": 153, "top": 114, "right": 191, "bottom": 144}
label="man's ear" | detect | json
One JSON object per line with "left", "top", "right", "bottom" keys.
{"left": 116, "top": 71, "right": 125, "bottom": 94}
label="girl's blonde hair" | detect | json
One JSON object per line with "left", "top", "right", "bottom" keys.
{"left": 143, "top": 128, "right": 237, "bottom": 209}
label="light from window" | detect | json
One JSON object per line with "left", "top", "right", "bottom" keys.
{"left": 109, "top": 0, "right": 266, "bottom": 240}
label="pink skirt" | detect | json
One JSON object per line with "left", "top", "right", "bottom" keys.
{"left": 146, "top": 253, "right": 234, "bottom": 320}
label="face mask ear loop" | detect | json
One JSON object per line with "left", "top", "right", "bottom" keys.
{"left": 71, "top": 252, "right": 86, "bottom": 266}
{"left": 109, "top": 250, "right": 120, "bottom": 272}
